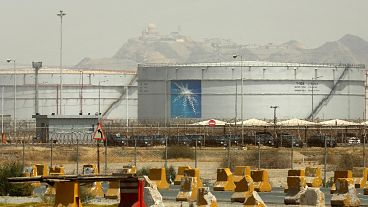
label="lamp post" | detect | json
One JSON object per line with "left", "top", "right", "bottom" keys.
{"left": 32, "top": 62, "right": 42, "bottom": 115}
{"left": 233, "top": 55, "right": 244, "bottom": 145}
{"left": 311, "top": 76, "right": 322, "bottom": 121}
{"left": 6, "top": 59, "right": 16, "bottom": 141}
{"left": 270, "top": 106, "right": 279, "bottom": 153}
{"left": 57, "top": 10, "right": 66, "bottom": 115}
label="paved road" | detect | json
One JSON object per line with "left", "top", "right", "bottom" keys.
{"left": 160, "top": 185, "right": 368, "bottom": 206}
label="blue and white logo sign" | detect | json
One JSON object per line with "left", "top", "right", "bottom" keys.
{"left": 171, "top": 80, "right": 201, "bottom": 118}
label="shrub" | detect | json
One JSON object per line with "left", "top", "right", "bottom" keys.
{"left": 137, "top": 167, "right": 150, "bottom": 177}
{"left": 164, "top": 145, "right": 194, "bottom": 159}
{"left": 166, "top": 165, "right": 176, "bottom": 184}
{"left": 335, "top": 153, "right": 363, "bottom": 170}
{"left": 221, "top": 149, "right": 291, "bottom": 169}
{"left": 0, "top": 162, "right": 34, "bottom": 196}
{"left": 79, "top": 185, "right": 94, "bottom": 203}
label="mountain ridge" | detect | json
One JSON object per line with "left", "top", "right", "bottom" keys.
{"left": 75, "top": 26, "right": 368, "bottom": 70}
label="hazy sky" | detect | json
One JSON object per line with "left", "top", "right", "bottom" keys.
{"left": 0, "top": 0, "right": 367, "bottom": 67}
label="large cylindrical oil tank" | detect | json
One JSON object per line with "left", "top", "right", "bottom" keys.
{"left": 137, "top": 61, "right": 366, "bottom": 121}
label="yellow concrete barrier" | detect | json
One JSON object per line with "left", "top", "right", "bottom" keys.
{"left": 213, "top": 168, "right": 236, "bottom": 191}
{"left": 352, "top": 167, "right": 368, "bottom": 189}
{"left": 284, "top": 174, "right": 307, "bottom": 205}
{"left": 284, "top": 169, "right": 306, "bottom": 193}
{"left": 121, "top": 165, "right": 137, "bottom": 175}
{"left": 330, "top": 170, "right": 352, "bottom": 194}
{"left": 197, "top": 187, "right": 218, "bottom": 207}
{"left": 233, "top": 166, "right": 251, "bottom": 184}
{"left": 251, "top": 170, "right": 272, "bottom": 192}
{"left": 331, "top": 178, "right": 360, "bottom": 206}
{"left": 231, "top": 175, "right": 254, "bottom": 203}
{"left": 176, "top": 176, "right": 200, "bottom": 202}
{"left": 45, "top": 165, "right": 65, "bottom": 196}
{"left": 30, "top": 177, "right": 115, "bottom": 207}
{"left": 305, "top": 167, "right": 322, "bottom": 188}
{"left": 184, "top": 168, "right": 203, "bottom": 187}
{"left": 49, "top": 166, "right": 65, "bottom": 175}
{"left": 24, "top": 164, "right": 49, "bottom": 188}
{"left": 54, "top": 181, "right": 82, "bottom": 207}
{"left": 81, "top": 164, "right": 104, "bottom": 197}
{"left": 105, "top": 181, "right": 120, "bottom": 199}
{"left": 148, "top": 168, "right": 170, "bottom": 190}
{"left": 34, "top": 164, "right": 49, "bottom": 176}
{"left": 174, "top": 166, "right": 191, "bottom": 185}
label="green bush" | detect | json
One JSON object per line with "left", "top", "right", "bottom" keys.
{"left": 137, "top": 167, "right": 150, "bottom": 177}
{"left": 166, "top": 165, "right": 176, "bottom": 183}
{"left": 0, "top": 162, "right": 34, "bottom": 196}
{"left": 164, "top": 145, "right": 194, "bottom": 159}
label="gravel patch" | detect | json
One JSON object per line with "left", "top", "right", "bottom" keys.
{"left": 0, "top": 196, "right": 42, "bottom": 204}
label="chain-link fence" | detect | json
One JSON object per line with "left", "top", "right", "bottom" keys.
{"left": 0, "top": 124, "right": 367, "bottom": 187}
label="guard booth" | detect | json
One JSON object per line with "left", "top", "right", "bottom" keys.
{"left": 32, "top": 115, "right": 100, "bottom": 144}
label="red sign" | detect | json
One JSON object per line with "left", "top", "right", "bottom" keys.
{"left": 93, "top": 122, "right": 106, "bottom": 140}
{"left": 208, "top": 119, "right": 216, "bottom": 127}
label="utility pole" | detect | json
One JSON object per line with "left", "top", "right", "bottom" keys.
{"left": 7, "top": 59, "right": 16, "bottom": 141}
{"left": 233, "top": 55, "right": 244, "bottom": 145}
{"left": 57, "top": 10, "right": 66, "bottom": 115}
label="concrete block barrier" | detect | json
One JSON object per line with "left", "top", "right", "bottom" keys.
{"left": 305, "top": 167, "right": 323, "bottom": 188}
{"left": 300, "top": 187, "right": 325, "bottom": 207}
{"left": 330, "top": 170, "right": 352, "bottom": 194}
{"left": 174, "top": 166, "right": 191, "bottom": 185}
{"left": 331, "top": 178, "right": 360, "bottom": 207}
{"left": 233, "top": 166, "right": 251, "bottom": 183}
{"left": 251, "top": 170, "right": 272, "bottom": 192}
{"left": 213, "top": 168, "right": 236, "bottom": 191}
{"left": 197, "top": 187, "right": 218, "bottom": 207}
{"left": 231, "top": 175, "right": 254, "bottom": 203}
{"left": 148, "top": 168, "right": 170, "bottom": 190}
{"left": 352, "top": 167, "right": 368, "bottom": 189}
{"left": 284, "top": 175, "right": 307, "bottom": 205}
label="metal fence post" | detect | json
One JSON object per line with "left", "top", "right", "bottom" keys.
{"left": 97, "top": 140, "right": 100, "bottom": 174}
{"left": 291, "top": 136, "right": 294, "bottom": 169}
{"left": 258, "top": 136, "right": 261, "bottom": 170}
{"left": 134, "top": 136, "right": 137, "bottom": 167}
{"left": 50, "top": 134, "right": 53, "bottom": 168}
{"left": 227, "top": 134, "right": 231, "bottom": 168}
{"left": 77, "top": 138, "right": 79, "bottom": 175}
{"left": 104, "top": 137, "right": 107, "bottom": 174}
{"left": 324, "top": 136, "right": 327, "bottom": 187}
{"left": 22, "top": 140, "right": 25, "bottom": 169}
{"left": 164, "top": 135, "right": 168, "bottom": 169}
{"left": 195, "top": 136, "right": 197, "bottom": 168}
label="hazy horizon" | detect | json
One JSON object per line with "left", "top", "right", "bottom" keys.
{"left": 0, "top": 0, "right": 367, "bottom": 67}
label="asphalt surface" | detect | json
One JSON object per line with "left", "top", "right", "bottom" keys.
{"left": 160, "top": 185, "right": 368, "bottom": 206}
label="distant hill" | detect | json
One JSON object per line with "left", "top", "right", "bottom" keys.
{"left": 75, "top": 25, "right": 367, "bottom": 70}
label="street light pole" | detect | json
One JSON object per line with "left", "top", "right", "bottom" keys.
{"left": 7, "top": 59, "right": 16, "bottom": 141}
{"left": 233, "top": 55, "right": 244, "bottom": 145}
{"left": 57, "top": 10, "right": 66, "bottom": 115}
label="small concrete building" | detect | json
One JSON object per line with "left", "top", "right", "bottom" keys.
{"left": 32, "top": 114, "right": 100, "bottom": 144}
